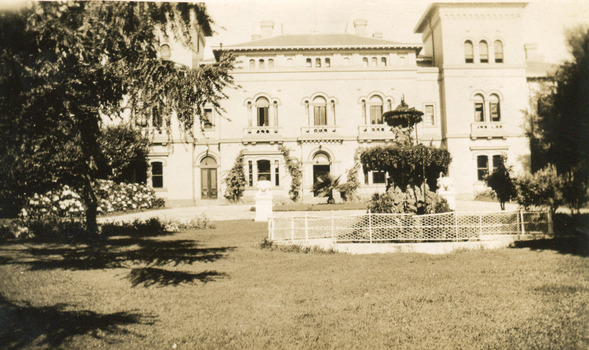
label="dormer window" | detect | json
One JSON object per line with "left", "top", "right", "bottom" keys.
{"left": 464, "top": 40, "right": 474, "bottom": 63}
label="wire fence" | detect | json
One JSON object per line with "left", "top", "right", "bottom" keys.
{"left": 268, "top": 210, "right": 551, "bottom": 243}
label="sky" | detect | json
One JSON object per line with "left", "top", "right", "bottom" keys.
{"left": 204, "top": 0, "right": 589, "bottom": 63}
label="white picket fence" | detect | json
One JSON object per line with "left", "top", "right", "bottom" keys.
{"left": 268, "top": 210, "right": 551, "bottom": 243}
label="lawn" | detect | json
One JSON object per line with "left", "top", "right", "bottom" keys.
{"left": 0, "top": 220, "right": 588, "bottom": 349}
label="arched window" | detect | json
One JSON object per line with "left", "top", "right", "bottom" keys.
{"left": 268, "top": 58, "right": 274, "bottom": 69}
{"left": 343, "top": 57, "right": 350, "bottom": 66}
{"left": 160, "top": 44, "right": 171, "bottom": 60}
{"left": 479, "top": 40, "right": 489, "bottom": 63}
{"left": 287, "top": 57, "right": 293, "bottom": 66}
{"left": 313, "top": 152, "right": 330, "bottom": 165}
{"left": 257, "top": 160, "right": 271, "bottom": 181}
{"left": 381, "top": 57, "right": 387, "bottom": 66}
{"left": 315, "top": 58, "right": 322, "bottom": 68}
{"left": 259, "top": 59, "right": 265, "bottom": 69}
{"left": 494, "top": 40, "right": 504, "bottom": 63}
{"left": 313, "top": 96, "right": 327, "bottom": 125}
{"left": 249, "top": 59, "right": 255, "bottom": 69}
{"left": 489, "top": 94, "right": 501, "bottom": 122}
{"left": 371, "top": 57, "right": 378, "bottom": 66}
{"left": 200, "top": 157, "right": 217, "bottom": 199}
{"left": 325, "top": 58, "right": 331, "bottom": 67}
{"left": 369, "top": 95, "right": 383, "bottom": 125}
{"left": 474, "top": 94, "right": 485, "bottom": 122}
{"left": 306, "top": 58, "right": 312, "bottom": 67}
{"left": 255, "top": 97, "right": 269, "bottom": 126}
{"left": 464, "top": 40, "right": 474, "bottom": 63}
{"left": 151, "top": 161, "right": 163, "bottom": 188}
{"left": 362, "top": 57, "right": 369, "bottom": 67}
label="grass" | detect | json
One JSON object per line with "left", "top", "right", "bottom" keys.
{"left": 0, "top": 220, "right": 588, "bottom": 349}
{"left": 274, "top": 202, "right": 367, "bottom": 212}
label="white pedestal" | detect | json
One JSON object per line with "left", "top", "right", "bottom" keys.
{"left": 255, "top": 180, "right": 273, "bottom": 222}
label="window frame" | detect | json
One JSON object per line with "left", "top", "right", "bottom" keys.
{"left": 255, "top": 97, "right": 270, "bottom": 127}
{"left": 423, "top": 104, "right": 435, "bottom": 126}
{"left": 369, "top": 95, "right": 384, "bottom": 125}
{"left": 489, "top": 94, "right": 501, "bottom": 122}
{"left": 494, "top": 40, "right": 504, "bottom": 63}
{"left": 479, "top": 40, "right": 489, "bottom": 63}
{"left": 464, "top": 40, "right": 474, "bottom": 63}
{"left": 474, "top": 95, "right": 485, "bottom": 122}
{"left": 151, "top": 161, "right": 164, "bottom": 188}
{"left": 313, "top": 96, "right": 327, "bottom": 126}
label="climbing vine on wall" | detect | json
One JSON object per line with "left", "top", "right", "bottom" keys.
{"left": 223, "top": 151, "right": 246, "bottom": 202}
{"left": 279, "top": 145, "right": 302, "bottom": 202}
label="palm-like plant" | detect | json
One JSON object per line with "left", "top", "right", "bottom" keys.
{"left": 312, "top": 173, "right": 341, "bottom": 204}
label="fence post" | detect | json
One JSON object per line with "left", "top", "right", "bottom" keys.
{"left": 291, "top": 217, "right": 295, "bottom": 241}
{"left": 479, "top": 214, "right": 483, "bottom": 237}
{"left": 304, "top": 212, "right": 309, "bottom": 241}
{"left": 519, "top": 210, "right": 526, "bottom": 236}
{"left": 369, "top": 212, "right": 373, "bottom": 243}
{"left": 455, "top": 212, "right": 459, "bottom": 241}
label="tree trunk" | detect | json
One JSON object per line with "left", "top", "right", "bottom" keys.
{"left": 83, "top": 174, "right": 99, "bottom": 237}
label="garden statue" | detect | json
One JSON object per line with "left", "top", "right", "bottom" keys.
{"left": 436, "top": 173, "right": 456, "bottom": 210}
{"left": 255, "top": 180, "right": 273, "bottom": 222}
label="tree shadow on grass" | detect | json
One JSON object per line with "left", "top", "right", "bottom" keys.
{"left": 0, "top": 294, "right": 155, "bottom": 349}
{"left": 127, "top": 267, "right": 228, "bottom": 287}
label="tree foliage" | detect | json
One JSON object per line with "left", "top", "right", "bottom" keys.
{"left": 360, "top": 145, "right": 452, "bottom": 191}
{"left": 484, "top": 157, "right": 515, "bottom": 210}
{"left": 312, "top": 174, "right": 341, "bottom": 204}
{"left": 514, "top": 165, "right": 564, "bottom": 215}
{"left": 0, "top": 2, "right": 235, "bottom": 232}
{"left": 97, "top": 124, "right": 150, "bottom": 183}
{"left": 223, "top": 152, "right": 246, "bottom": 203}
{"left": 279, "top": 145, "right": 302, "bottom": 202}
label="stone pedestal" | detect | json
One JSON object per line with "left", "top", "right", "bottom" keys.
{"left": 436, "top": 175, "right": 456, "bottom": 211}
{"left": 255, "top": 180, "right": 273, "bottom": 222}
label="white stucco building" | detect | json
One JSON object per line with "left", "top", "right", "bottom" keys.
{"left": 148, "top": 2, "right": 553, "bottom": 206}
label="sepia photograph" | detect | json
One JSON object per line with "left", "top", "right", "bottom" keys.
{"left": 0, "top": 0, "right": 588, "bottom": 348}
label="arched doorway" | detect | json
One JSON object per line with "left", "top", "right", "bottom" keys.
{"left": 312, "top": 152, "right": 331, "bottom": 196}
{"left": 200, "top": 156, "right": 217, "bottom": 199}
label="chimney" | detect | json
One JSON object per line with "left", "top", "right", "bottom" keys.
{"left": 353, "top": 19, "right": 368, "bottom": 36}
{"left": 524, "top": 43, "right": 542, "bottom": 61}
{"left": 372, "top": 32, "right": 383, "bottom": 39}
{"left": 251, "top": 34, "right": 262, "bottom": 40}
{"left": 260, "top": 21, "right": 275, "bottom": 37}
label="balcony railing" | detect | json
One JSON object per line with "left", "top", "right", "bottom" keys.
{"left": 470, "top": 122, "right": 506, "bottom": 139}
{"left": 300, "top": 126, "right": 339, "bottom": 135}
{"left": 358, "top": 125, "right": 396, "bottom": 141}
{"left": 242, "top": 126, "right": 282, "bottom": 143}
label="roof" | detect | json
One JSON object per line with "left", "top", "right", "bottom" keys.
{"left": 213, "top": 34, "right": 422, "bottom": 57}
{"left": 414, "top": 2, "right": 528, "bottom": 33}
{"left": 526, "top": 61, "right": 557, "bottom": 79}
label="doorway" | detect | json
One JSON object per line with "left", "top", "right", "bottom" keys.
{"left": 312, "top": 152, "right": 331, "bottom": 196}
{"left": 200, "top": 156, "right": 217, "bottom": 199}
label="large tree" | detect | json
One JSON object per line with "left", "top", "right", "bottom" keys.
{"left": 528, "top": 26, "right": 589, "bottom": 212}
{"left": 0, "top": 2, "right": 235, "bottom": 233}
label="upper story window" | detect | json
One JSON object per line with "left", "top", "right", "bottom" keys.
{"left": 369, "top": 95, "right": 384, "bottom": 125}
{"left": 381, "top": 57, "right": 387, "bottom": 66}
{"left": 494, "top": 40, "right": 504, "bottom": 63}
{"left": 256, "top": 97, "right": 269, "bottom": 126}
{"left": 489, "top": 94, "right": 501, "bottom": 122}
{"left": 362, "top": 57, "right": 369, "bottom": 67}
{"left": 371, "top": 57, "right": 378, "bottom": 67}
{"left": 424, "top": 104, "right": 434, "bottom": 126}
{"left": 249, "top": 59, "right": 255, "bottom": 69}
{"left": 325, "top": 58, "right": 331, "bottom": 67}
{"left": 203, "top": 108, "right": 213, "bottom": 129}
{"left": 479, "top": 41, "right": 489, "bottom": 63}
{"left": 464, "top": 40, "right": 474, "bottom": 63}
{"left": 313, "top": 96, "right": 327, "bottom": 126}
{"left": 160, "top": 44, "right": 171, "bottom": 60}
{"left": 268, "top": 58, "right": 274, "bottom": 69}
{"left": 343, "top": 57, "right": 350, "bottom": 66}
{"left": 151, "top": 161, "right": 163, "bottom": 188}
{"left": 259, "top": 59, "right": 265, "bottom": 69}
{"left": 315, "top": 58, "right": 321, "bottom": 68}
{"left": 287, "top": 57, "right": 293, "bottom": 66}
{"left": 306, "top": 58, "right": 312, "bottom": 67}
{"left": 474, "top": 94, "right": 485, "bottom": 122}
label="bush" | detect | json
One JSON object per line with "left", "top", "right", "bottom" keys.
{"left": 515, "top": 165, "right": 564, "bottom": 214}
{"left": 25, "top": 217, "right": 87, "bottom": 242}
{"left": 484, "top": 158, "right": 516, "bottom": 210}
{"left": 223, "top": 152, "right": 246, "bottom": 202}
{"left": 474, "top": 189, "right": 497, "bottom": 201}
{"left": 367, "top": 186, "right": 451, "bottom": 215}
{"left": 101, "top": 214, "right": 215, "bottom": 237}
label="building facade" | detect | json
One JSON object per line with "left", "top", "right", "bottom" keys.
{"left": 149, "top": 2, "right": 548, "bottom": 206}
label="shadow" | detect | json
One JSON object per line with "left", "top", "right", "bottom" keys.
{"left": 127, "top": 267, "right": 228, "bottom": 287}
{"left": 0, "top": 294, "right": 155, "bottom": 349}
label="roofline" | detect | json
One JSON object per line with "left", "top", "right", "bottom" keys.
{"left": 213, "top": 43, "right": 423, "bottom": 58}
{"left": 414, "top": 2, "right": 528, "bottom": 33}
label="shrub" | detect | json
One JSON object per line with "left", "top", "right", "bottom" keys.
{"left": 223, "top": 151, "right": 246, "bottom": 202}
{"left": 101, "top": 214, "right": 215, "bottom": 237}
{"left": 367, "top": 186, "right": 451, "bottom": 215}
{"left": 515, "top": 165, "right": 565, "bottom": 214}
{"left": 484, "top": 158, "right": 516, "bottom": 210}
{"left": 474, "top": 189, "right": 497, "bottom": 201}
{"left": 312, "top": 174, "right": 341, "bottom": 204}
{"left": 279, "top": 146, "right": 302, "bottom": 202}
{"left": 25, "top": 217, "right": 87, "bottom": 242}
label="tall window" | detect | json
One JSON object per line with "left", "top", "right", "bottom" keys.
{"left": 256, "top": 97, "right": 269, "bottom": 126}
{"left": 152, "top": 106, "right": 162, "bottom": 128}
{"left": 489, "top": 94, "right": 501, "bottom": 122}
{"left": 313, "top": 96, "right": 327, "bottom": 125}
{"left": 474, "top": 94, "right": 485, "bottom": 122}
{"left": 203, "top": 108, "right": 213, "bottom": 129}
{"left": 369, "top": 95, "right": 383, "bottom": 125}
{"left": 248, "top": 160, "right": 253, "bottom": 186}
{"left": 424, "top": 104, "right": 434, "bottom": 126}
{"left": 477, "top": 155, "right": 489, "bottom": 181}
{"left": 492, "top": 155, "right": 503, "bottom": 173}
{"left": 257, "top": 160, "right": 271, "bottom": 181}
{"left": 464, "top": 40, "right": 474, "bottom": 63}
{"left": 274, "top": 160, "right": 280, "bottom": 186}
{"left": 479, "top": 40, "right": 489, "bottom": 63}
{"left": 494, "top": 40, "right": 504, "bottom": 63}
{"left": 151, "top": 162, "right": 163, "bottom": 188}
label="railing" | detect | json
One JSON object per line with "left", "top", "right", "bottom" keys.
{"left": 300, "top": 126, "right": 339, "bottom": 135}
{"left": 470, "top": 122, "right": 505, "bottom": 139}
{"left": 358, "top": 125, "right": 396, "bottom": 141}
{"left": 268, "top": 210, "right": 550, "bottom": 243}
{"left": 243, "top": 126, "right": 281, "bottom": 136}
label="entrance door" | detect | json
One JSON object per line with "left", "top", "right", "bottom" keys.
{"left": 200, "top": 157, "right": 218, "bottom": 199}
{"left": 312, "top": 152, "right": 331, "bottom": 196}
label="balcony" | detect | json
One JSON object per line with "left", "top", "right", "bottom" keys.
{"left": 299, "top": 126, "right": 343, "bottom": 143}
{"left": 358, "top": 125, "right": 396, "bottom": 142}
{"left": 242, "top": 126, "right": 282, "bottom": 144}
{"left": 470, "top": 122, "right": 506, "bottom": 139}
